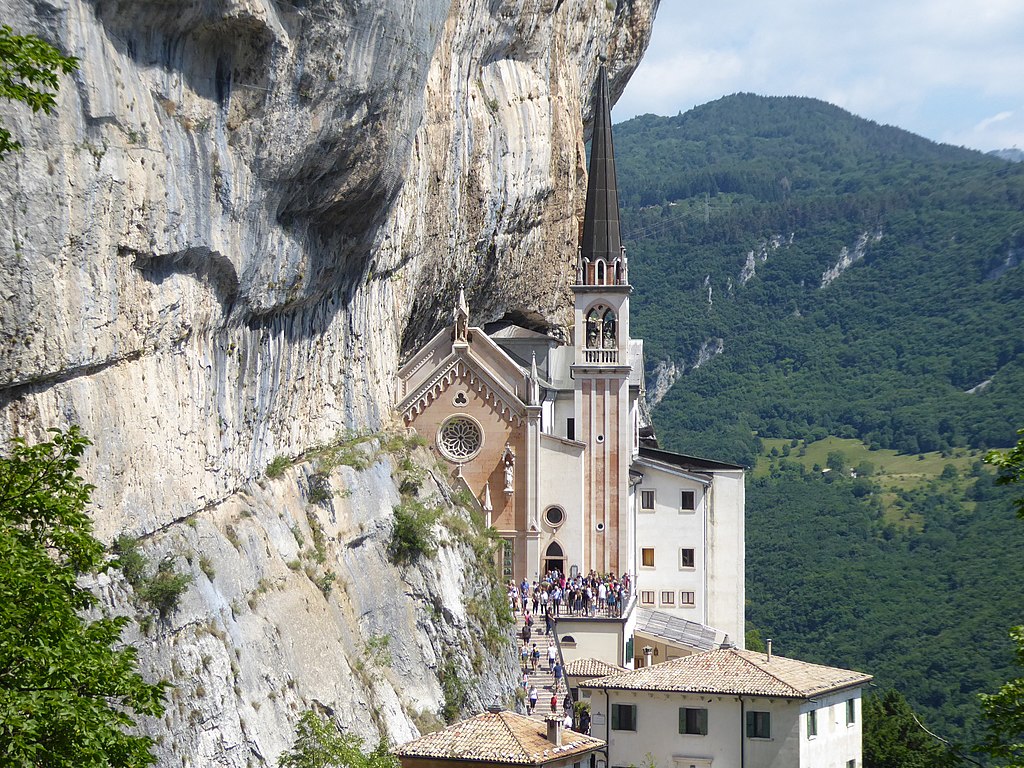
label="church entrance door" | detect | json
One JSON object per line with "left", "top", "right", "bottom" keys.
{"left": 544, "top": 542, "right": 565, "bottom": 578}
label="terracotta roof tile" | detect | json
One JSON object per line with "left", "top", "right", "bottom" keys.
{"left": 581, "top": 649, "right": 871, "bottom": 698}
{"left": 564, "top": 658, "right": 626, "bottom": 679}
{"left": 394, "top": 711, "right": 605, "bottom": 765}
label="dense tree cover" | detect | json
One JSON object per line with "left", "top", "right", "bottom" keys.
{"left": 863, "top": 689, "right": 960, "bottom": 768}
{"left": 616, "top": 95, "right": 1024, "bottom": 466}
{"left": 977, "top": 434, "right": 1024, "bottom": 765}
{"left": 0, "top": 428, "right": 166, "bottom": 766}
{"left": 744, "top": 460, "right": 1024, "bottom": 743}
{"left": 279, "top": 709, "right": 398, "bottom": 768}
{"left": 0, "top": 24, "right": 78, "bottom": 157}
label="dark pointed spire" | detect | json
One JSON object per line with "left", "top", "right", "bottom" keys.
{"left": 580, "top": 63, "right": 622, "bottom": 269}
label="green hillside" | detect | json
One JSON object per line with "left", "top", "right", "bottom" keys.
{"left": 615, "top": 95, "right": 1024, "bottom": 743}
{"left": 617, "top": 94, "right": 1024, "bottom": 468}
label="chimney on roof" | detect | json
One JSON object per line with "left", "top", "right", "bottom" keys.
{"left": 720, "top": 634, "right": 734, "bottom": 650}
{"left": 642, "top": 646, "right": 654, "bottom": 668}
{"left": 486, "top": 704, "right": 504, "bottom": 714}
{"left": 766, "top": 639, "right": 772, "bottom": 662}
{"left": 545, "top": 716, "right": 563, "bottom": 746}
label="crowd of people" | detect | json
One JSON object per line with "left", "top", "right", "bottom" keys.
{"left": 507, "top": 569, "right": 633, "bottom": 625}
{"left": 507, "top": 568, "right": 631, "bottom": 733}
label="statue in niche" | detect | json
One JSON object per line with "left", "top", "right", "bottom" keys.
{"left": 502, "top": 443, "right": 516, "bottom": 494}
{"left": 603, "top": 311, "right": 616, "bottom": 348}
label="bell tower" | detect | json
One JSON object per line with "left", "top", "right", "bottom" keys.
{"left": 572, "top": 63, "right": 634, "bottom": 577}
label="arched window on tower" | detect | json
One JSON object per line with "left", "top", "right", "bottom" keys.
{"left": 602, "top": 309, "right": 617, "bottom": 349}
{"left": 595, "top": 260, "right": 606, "bottom": 285}
{"left": 585, "top": 310, "right": 601, "bottom": 349}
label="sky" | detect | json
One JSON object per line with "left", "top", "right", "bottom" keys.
{"left": 615, "top": 0, "right": 1024, "bottom": 153}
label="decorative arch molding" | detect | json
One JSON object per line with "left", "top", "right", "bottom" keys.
{"left": 400, "top": 356, "right": 525, "bottom": 426}
{"left": 545, "top": 541, "right": 564, "bottom": 557}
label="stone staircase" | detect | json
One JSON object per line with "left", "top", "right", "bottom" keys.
{"left": 511, "top": 609, "right": 568, "bottom": 721}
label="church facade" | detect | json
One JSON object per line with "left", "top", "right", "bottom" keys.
{"left": 396, "top": 67, "right": 744, "bottom": 648}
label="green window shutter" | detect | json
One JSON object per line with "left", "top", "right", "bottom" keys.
{"left": 678, "top": 708, "right": 685, "bottom": 734}
{"left": 746, "top": 710, "right": 755, "bottom": 737}
{"left": 612, "top": 705, "right": 619, "bottom": 730}
{"left": 763, "top": 712, "right": 770, "bottom": 738}
{"left": 698, "top": 708, "right": 708, "bottom": 735}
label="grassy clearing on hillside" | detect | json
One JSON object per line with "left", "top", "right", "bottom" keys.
{"left": 755, "top": 436, "right": 987, "bottom": 530}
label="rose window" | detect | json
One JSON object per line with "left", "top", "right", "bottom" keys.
{"left": 437, "top": 417, "right": 483, "bottom": 461}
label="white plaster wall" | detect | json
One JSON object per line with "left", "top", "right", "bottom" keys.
{"left": 538, "top": 434, "right": 586, "bottom": 580}
{"left": 705, "top": 469, "right": 745, "bottom": 648}
{"left": 799, "top": 689, "right": 863, "bottom": 768}
{"left": 557, "top": 619, "right": 624, "bottom": 668}
{"left": 634, "top": 464, "right": 709, "bottom": 621}
{"left": 591, "top": 691, "right": 742, "bottom": 768}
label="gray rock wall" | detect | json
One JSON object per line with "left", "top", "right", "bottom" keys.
{"left": 0, "top": 0, "right": 658, "bottom": 763}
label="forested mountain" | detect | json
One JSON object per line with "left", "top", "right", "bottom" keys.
{"left": 617, "top": 94, "right": 1024, "bottom": 467}
{"left": 615, "top": 95, "right": 1024, "bottom": 744}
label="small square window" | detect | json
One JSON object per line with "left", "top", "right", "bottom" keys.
{"left": 680, "top": 548, "right": 695, "bottom": 568}
{"left": 641, "top": 490, "right": 655, "bottom": 510}
{"left": 807, "top": 709, "right": 817, "bottom": 739}
{"left": 681, "top": 490, "right": 696, "bottom": 510}
{"left": 846, "top": 698, "right": 856, "bottom": 725}
{"left": 642, "top": 548, "right": 655, "bottom": 567}
{"left": 660, "top": 590, "right": 675, "bottom": 606}
{"left": 612, "top": 704, "right": 637, "bottom": 731}
{"left": 679, "top": 707, "right": 708, "bottom": 735}
{"left": 640, "top": 590, "right": 655, "bottom": 605}
{"left": 847, "top": 761, "right": 857, "bottom": 768}
{"left": 746, "top": 710, "right": 771, "bottom": 739}
{"left": 680, "top": 591, "right": 695, "bottom": 606}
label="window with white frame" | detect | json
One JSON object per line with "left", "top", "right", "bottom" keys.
{"left": 846, "top": 698, "right": 856, "bottom": 725}
{"left": 640, "top": 590, "right": 655, "bottom": 605}
{"left": 640, "top": 490, "right": 655, "bottom": 510}
{"left": 660, "top": 591, "right": 675, "bottom": 606}
{"left": 641, "top": 548, "right": 655, "bottom": 567}
{"left": 612, "top": 703, "right": 637, "bottom": 731}
{"left": 806, "top": 709, "right": 817, "bottom": 738}
{"left": 746, "top": 710, "right": 771, "bottom": 739}
{"left": 681, "top": 490, "right": 696, "bottom": 511}
{"left": 680, "top": 548, "right": 695, "bottom": 568}
{"left": 680, "top": 591, "right": 695, "bottom": 606}
{"left": 679, "top": 707, "right": 708, "bottom": 735}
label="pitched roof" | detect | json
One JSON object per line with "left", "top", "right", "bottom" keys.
{"left": 638, "top": 445, "right": 746, "bottom": 472}
{"left": 579, "top": 64, "right": 622, "bottom": 264}
{"left": 563, "top": 658, "right": 626, "bottom": 679}
{"left": 581, "top": 649, "right": 871, "bottom": 699}
{"left": 394, "top": 710, "right": 605, "bottom": 765}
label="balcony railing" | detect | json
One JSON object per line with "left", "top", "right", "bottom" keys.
{"left": 583, "top": 348, "right": 619, "bottom": 364}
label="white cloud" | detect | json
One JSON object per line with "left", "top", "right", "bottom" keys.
{"left": 617, "top": 0, "right": 1024, "bottom": 150}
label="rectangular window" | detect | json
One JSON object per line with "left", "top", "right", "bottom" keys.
{"left": 680, "top": 591, "right": 695, "bottom": 606}
{"left": 680, "top": 548, "right": 695, "bottom": 568}
{"left": 566, "top": 418, "right": 575, "bottom": 441}
{"left": 640, "top": 590, "right": 655, "bottom": 606}
{"left": 641, "top": 548, "right": 655, "bottom": 567}
{"left": 746, "top": 710, "right": 771, "bottom": 739}
{"left": 846, "top": 698, "right": 856, "bottom": 725}
{"left": 681, "top": 490, "right": 696, "bottom": 510}
{"left": 612, "top": 704, "right": 637, "bottom": 731}
{"left": 847, "top": 761, "right": 857, "bottom": 768}
{"left": 660, "top": 590, "right": 675, "bottom": 606}
{"left": 806, "top": 709, "right": 817, "bottom": 738}
{"left": 679, "top": 707, "right": 708, "bottom": 735}
{"left": 641, "top": 490, "right": 655, "bottom": 510}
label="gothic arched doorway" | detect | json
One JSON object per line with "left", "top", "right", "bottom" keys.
{"left": 544, "top": 542, "right": 565, "bottom": 577}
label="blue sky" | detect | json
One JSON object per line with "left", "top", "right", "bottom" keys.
{"left": 615, "top": 1, "right": 1024, "bottom": 152}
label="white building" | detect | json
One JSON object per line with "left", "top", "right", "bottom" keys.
{"left": 396, "top": 65, "right": 745, "bottom": 653}
{"left": 579, "top": 647, "right": 872, "bottom": 768}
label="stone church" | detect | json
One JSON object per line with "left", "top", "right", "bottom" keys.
{"left": 396, "top": 67, "right": 745, "bottom": 649}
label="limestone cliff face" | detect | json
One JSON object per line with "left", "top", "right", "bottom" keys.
{"left": 0, "top": 0, "right": 657, "bottom": 764}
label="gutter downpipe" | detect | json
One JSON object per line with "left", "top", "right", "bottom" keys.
{"left": 740, "top": 696, "right": 746, "bottom": 768}
{"left": 605, "top": 688, "right": 611, "bottom": 768}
